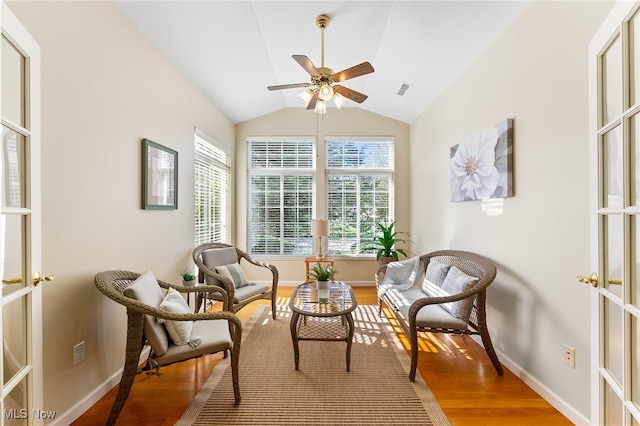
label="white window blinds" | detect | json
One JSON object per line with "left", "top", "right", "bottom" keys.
{"left": 326, "top": 138, "right": 395, "bottom": 255}
{"left": 195, "top": 129, "right": 230, "bottom": 245}
{"left": 247, "top": 137, "right": 315, "bottom": 256}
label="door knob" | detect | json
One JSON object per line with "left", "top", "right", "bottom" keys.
{"left": 577, "top": 272, "right": 598, "bottom": 288}
{"left": 32, "top": 272, "right": 54, "bottom": 286}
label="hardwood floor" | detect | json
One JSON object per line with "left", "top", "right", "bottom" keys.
{"left": 73, "top": 286, "right": 572, "bottom": 426}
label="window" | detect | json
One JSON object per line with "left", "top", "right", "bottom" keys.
{"left": 247, "top": 137, "right": 314, "bottom": 256}
{"left": 194, "top": 129, "right": 230, "bottom": 245}
{"left": 326, "top": 138, "right": 395, "bottom": 255}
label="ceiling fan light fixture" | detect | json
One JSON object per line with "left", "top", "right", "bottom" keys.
{"left": 314, "top": 100, "right": 327, "bottom": 115}
{"left": 333, "top": 92, "right": 346, "bottom": 109}
{"left": 318, "top": 83, "right": 334, "bottom": 101}
{"left": 299, "top": 89, "right": 315, "bottom": 105}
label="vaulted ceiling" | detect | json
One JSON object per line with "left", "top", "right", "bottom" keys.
{"left": 114, "top": 1, "right": 529, "bottom": 124}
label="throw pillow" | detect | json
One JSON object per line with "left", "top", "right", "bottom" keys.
{"left": 215, "top": 263, "right": 250, "bottom": 289}
{"left": 439, "top": 266, "right": 478, "bottom": 321}
{"left": 421, "top": 260, "right": 450, "bottom": 296}
{"left": 158, "top": 287, "right": 201, "bottom": 347}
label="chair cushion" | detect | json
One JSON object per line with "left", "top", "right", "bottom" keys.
{"left": 438, "top": 266, "right": 478, "bottom": 321}
{"left": 158, "top": 287, "right": 200, "bottom": 347}
{"left": 201, "top": 247, "right": 239, "bottom": 285}
{"left": 389, "top": 288, "right": 469, "bottom": 330}
{"left": 215, "top": 263, "right": 250, "bottom": 289}
{"left": 207, "top": 282, "right": 268, "bottom": 303}
{"left": 152, "top": 318, "right": 232, "bottom": 366}
{"left": 122, "top": 271, "right": 169, "bottom": 356}
{"left": 421, "top": 260, "right": 450, "bottom": 295}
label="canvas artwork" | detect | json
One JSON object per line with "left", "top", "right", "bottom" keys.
{"left": 450, "top": 118, "right": 513, "bottom": 202}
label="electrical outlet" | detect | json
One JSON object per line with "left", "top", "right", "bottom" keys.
{"left": 563, "top": 344, "right": 575, "bottom": 368}
{"left": 73, "top": 341, "right": 85, "bottom": 365}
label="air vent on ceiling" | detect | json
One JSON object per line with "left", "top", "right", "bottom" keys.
{"left": 397, "top": 83, "right": 412, "bottom": 96}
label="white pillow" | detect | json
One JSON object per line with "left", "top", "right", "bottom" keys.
{"left": 421, "top": 260, "right": 450, "bottom": 296}
{"left": 439, "top": 266, "right": 478, "bottom": 321}
{"left": 215, "top": 263, "right": 250, "bottom": 289}
{"left": 158, "top": 287, "right": 201, "bottom": 347}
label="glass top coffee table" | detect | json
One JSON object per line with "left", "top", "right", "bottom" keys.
{"left": 288, "top": 281, "right": 358, "bottom": 372}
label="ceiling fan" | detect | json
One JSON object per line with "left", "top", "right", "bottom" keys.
{"left": 267, "top": 14, "right": 375, "bottom": 114}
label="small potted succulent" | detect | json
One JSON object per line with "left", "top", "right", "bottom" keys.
{"left": 178, "top": 268, "right": 197, "bottom": 286}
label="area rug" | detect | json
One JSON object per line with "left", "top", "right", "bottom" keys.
{"left": 176, "top": 304, "right": 450, "bottom": 425}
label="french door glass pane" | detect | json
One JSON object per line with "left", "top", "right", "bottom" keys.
{"left": 634, "top": 114, "right": 640, "bottom": 206}
{"left": 605, "top": 377, "right": 624, "bottom": 426}
{"left": 605, "top": 297, "right": 624, "bottom": 386}
{"left": 604, "top": 126, "right": 623, "bottom": 209}
{"left": 1, "top": 215, "right": 25, "bottom": 297}
{"left": 633, "top": 315, "right": 640, "bottom": 407}
{"left": 603, "top": 34, "right": 622, "bottom": 125}
{"left": 633, "top": 215, "right": 640, "bottom": 306}
{"left": 1, "top": 35, "right": 25, "bottom": 127}
{"left": 5, "top": 378, "right": 28, "bottom": 425}
{"left": 606, "top": 214, "right": 624, "bottom": 297}
{"left": 631, "top": 9, "right": 640, "bottom": 107}
{"left": 2, "top": 297, "right": 27, "bottom": 386}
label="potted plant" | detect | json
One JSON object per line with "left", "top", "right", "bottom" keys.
{"left": 178, "top": 268, "right": 197, "bottom": 286}
{"left": 362, "top": 221, "right": 411, "bottom": 267}
{"left": 309, "top": 262, "right": 337, "bottom": 289}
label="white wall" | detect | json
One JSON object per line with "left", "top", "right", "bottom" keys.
{"left": 236, "top": 108, "right": 410, "bottom": 285}
{"left": 410, "top": 1, "right": 614, "bottom": 420}
{"left": 6, "top": 1, "right": 235, "bottom": 422}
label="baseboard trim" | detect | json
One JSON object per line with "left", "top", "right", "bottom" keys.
{"left": 51, "top": 345, "right": 151, "bottom": 425}
{"left": 470, "top": 336, "right": 589, "bottom": 425}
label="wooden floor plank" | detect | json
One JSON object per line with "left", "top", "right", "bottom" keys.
{"left": 72, "top": 286, "right": 572, "bottom": 426}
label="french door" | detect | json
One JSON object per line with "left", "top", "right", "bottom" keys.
{"left": 0, "top": 3, "right": 45, "bottom": 425}
{"left": 588, "top": 1, "right": 640, "bottom": 424}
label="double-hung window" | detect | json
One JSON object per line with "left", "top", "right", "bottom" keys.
{"left": 247, "top": 137, "right": 315, "bottom": 256}
{"left": 194, "top": 129, "right": 231, "bottom": 245}
{"left": 326, "top": 137, "right": 395, "bottom": 255}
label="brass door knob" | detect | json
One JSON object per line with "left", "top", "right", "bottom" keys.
{"left": 32, "top": 272, "right": 54, "bottom": 286}
{"left": 577, "top": 272, "right": 598, "bottom": 288}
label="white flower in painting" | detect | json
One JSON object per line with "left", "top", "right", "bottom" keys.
{"left": 450, "top": 127, "right": 499, "bottom": 201}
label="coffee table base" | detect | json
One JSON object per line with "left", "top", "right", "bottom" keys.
{"left": 290, "top": 311, "right": 355, "bottom": 372}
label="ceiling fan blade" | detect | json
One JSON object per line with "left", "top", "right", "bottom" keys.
{"left": 267, "top": 83, "right": 310, "bottom": 91}
{"left": 333, "top": 85, "right": 368, "bottom": 103}
{"left": 331, "top": 62, "right": 375, "bottom": 83}
{"left": 307, "top": 92, "right": 318, "bottom": 110}
{"left": 293, "top": 55, "right": 321, "bottom": 77}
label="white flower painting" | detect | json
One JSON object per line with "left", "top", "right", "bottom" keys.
{"left": 450, "top": 119, "right": 513, "bottom": 202}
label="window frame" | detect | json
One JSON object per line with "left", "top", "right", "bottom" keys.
{"left": 325, "top": 137, "right": 395, "bottom": 257}
{"left": 246, "top": 136, "right": 316, "bottom": 257}
{"left": 194, "top": 128, "right": 231, "bottom": 246}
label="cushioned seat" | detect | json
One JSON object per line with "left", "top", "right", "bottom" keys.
{"left": 193, "top": 243, "right": 279, "bottom": 319}
{"left": 376, "top": 250, "right": 503, "bottom": 381}
{"left": 94, "top": 270, "right": 242, "bottom": 426}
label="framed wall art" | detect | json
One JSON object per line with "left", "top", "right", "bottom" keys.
{"left": 450, "top": 118, "right": 513, "bottom": 202}
{"left": 142, "top": 138, "right": 178, "bottom": 210}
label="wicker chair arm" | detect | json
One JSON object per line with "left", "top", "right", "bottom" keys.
{"left": 235, "top": 246, "right": 279, "bottom": 288}
{"left": 374, "top": 264, "right": 389, "bottom": 287}
{"left": 191, "top": 255, "right": 237, "bottom": 305}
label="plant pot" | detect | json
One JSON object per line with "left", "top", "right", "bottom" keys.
{"left": 378, "top": 256, "right": 395, "bottom": 268}
{"left": 182, "top": 279, "right": 196, "bottom": 287}
{"left": 316, "top": 280, "right": 330, "bottom": 303}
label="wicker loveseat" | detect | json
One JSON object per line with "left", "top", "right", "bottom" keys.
{"left": 376, "top": 249, "right": 503, "bottom": 381}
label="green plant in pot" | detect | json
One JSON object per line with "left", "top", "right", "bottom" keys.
{"left": 309, "top": 262, "right": 337, "bottom": 302}
{"left": 178, "top": 268, "right": 197, "bottom": 286}
{"left": 362, "top": 221, "right": 411, "bottom": 266}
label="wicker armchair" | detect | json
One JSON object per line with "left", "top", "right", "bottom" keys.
{"left": 94, "top": 270, "right": 242, "bottom": 426}
{"left": 193, "top": 243, "right": 279, "bottom": 319}
{"left": 376, "top": 250, "right": 503, "bottom": 381}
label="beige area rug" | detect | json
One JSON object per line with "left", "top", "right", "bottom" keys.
{"left": 176, "top": 304, "right": 450, "bottom": 425}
